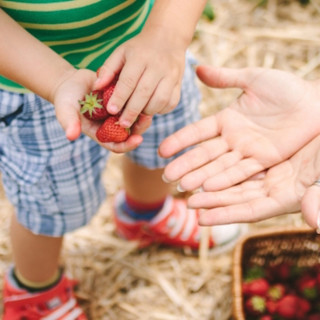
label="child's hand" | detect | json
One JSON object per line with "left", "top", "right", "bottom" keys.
{"left": 159, "top": 66, "right": 320, "bottom": 191}
{"left": 53, "top": 68, "right": 151, "bottom": 153}
{"left": 183, "top": 134, "right": 320, "bottom": 230}
{"left": 93, "top": 29, "right": 186, "bottom": 129}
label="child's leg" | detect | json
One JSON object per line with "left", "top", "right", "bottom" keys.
{"left": 122, "top": 156, "right": 168, "bottom": 204}
{"left": 114, "top": 52, "right": 245, "bottom": 251}
{"left": 0, "top": 91, "right": 108, "bottom": 319}
{"left": 10, "top": 214, "right": 62, "bottom": 285}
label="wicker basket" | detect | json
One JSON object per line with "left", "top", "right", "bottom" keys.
{"left": 232, "top": 226, "right": 320, "bottom": 320}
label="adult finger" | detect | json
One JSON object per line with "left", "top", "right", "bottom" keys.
{"left": 301, "top": 183, "right": 320, "bottom": 229}
{"left": 188, "top": 180, "right": 265, "bottom": 209}
{"left": 177, "top": 149, "right": 242, "bottom": 191}
{"left": 202, "top": 157, "right": 265, "bottom": 191}
{"left": 196, "top": 65, "right": 260, "bottom": 90}
{"left": 159, "top": 115, "right": 220, "bottom": 158}
{"left": 162, "top": 137, "right": 229, "bottom": 184}
{"left": 198, "top": 197, "right": 283, "bottom": 226}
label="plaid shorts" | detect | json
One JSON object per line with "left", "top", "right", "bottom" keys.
{"left": 0, "top": 53, "right": 201, "bottom": 236}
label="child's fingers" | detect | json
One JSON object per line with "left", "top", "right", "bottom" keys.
{"left": 98, "top": 134, "right": 143, "bottom": 153}
{"left": 55, "top": 103, "right": 81, "bottom": 141}
{"left": 119, "top": 69, "right": 159, "bottom": 127}
{"left": 141, "top": 77, "right": 178, "bottom": 116}
{"left": 131, "top": 114, "right": 153, "bottom": 135}
{"left": 105, "top": 58, "right": 145, "bottom": 118}
{"left": 93, "top": 48, "right": 124, "bottom": 91}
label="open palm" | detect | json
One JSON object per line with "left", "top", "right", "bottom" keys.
{"left": 159, "top": 66, "right": 320, "bottom": 191}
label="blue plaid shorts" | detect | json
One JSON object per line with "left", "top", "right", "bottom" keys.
{"left": 0, "top": 53, "right": 201, "bottom": 236}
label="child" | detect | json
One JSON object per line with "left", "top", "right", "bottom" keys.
{"left": 159, "top": 65, "right": 320, "bottom": 230}
{"left": 0, "top": 2, "right": 242, "bottom": 319}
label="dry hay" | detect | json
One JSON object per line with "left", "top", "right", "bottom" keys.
{"left": 0, "top": 0, "right": 320, "bottom": 319}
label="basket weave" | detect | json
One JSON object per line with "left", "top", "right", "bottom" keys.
{"left": 232, "top": 226, "right": 320, "bottom": 320}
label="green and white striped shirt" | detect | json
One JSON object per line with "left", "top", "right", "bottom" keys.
{"left": 0, "top": 0, "right": 153, "bottom": 93}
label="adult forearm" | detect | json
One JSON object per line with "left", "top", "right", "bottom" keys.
{"left": 0, "top": 9, "right": 75, "bottom": 103}
{"left": 142, "top": 0, "right": 207, "bottom": 50}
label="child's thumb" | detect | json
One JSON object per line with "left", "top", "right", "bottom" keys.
{"left": 55, "top": 103, "right": 82, "bottom": 141}
{"left": 301, "top": 181, "right": 320, "bottom": 231}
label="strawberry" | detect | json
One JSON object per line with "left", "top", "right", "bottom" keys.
{"left": 244, "top": 295, "right": 266, "bottom": 316}
{"left": 296, "top": 297, "right": 311, "bottom": 319}
{"left": 267, "top": 283, "right": 286, "bottom": 301}
{"left": 96, "top": 115, "right": 130, "bottom": 143}
{"left": 259, "top": 316, "right": 273, "bottom": 320}
{"left": 276, "top": 295, "right": 299, "bottom": 319}
{"left": 276, "top": 294, "right": 311, "bottom": 319}
{"left": 266, "top": 299, "right": 278, "bottom": 314}
{"left": 297, "top": 274, "right": 318, "bottom": 300}
{"left": 80, "top": 90, "right": 108, "bottom": 121}
{"left": 317, "top": 272, "right": 320, "bottom": 292}
{"left": 266, "top": 262, "right": 292, "bottom": 282}
{"left": 242, "top": 278, "right": 270, "bottom": 297}
{"left": 102, "top": 82, "right": 116, "bottom": 109}
{"left": 308, "top": 314, "right": 320, "bottom": 320}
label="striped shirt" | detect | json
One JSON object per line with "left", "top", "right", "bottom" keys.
{"left": 0, "top": 0, "right": 154, "bottom": 93}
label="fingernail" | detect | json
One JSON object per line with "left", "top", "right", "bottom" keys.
{"left": 177, "top": 184, "right": 185, "bottom": 192}
{"left": 120, "top": 119, "right": 131, "bottom": 128}
{"left": 317, "top": 211, "right": 320, "bottom": 234}
{"left": 108, "top": 104, "right": 119, "bottom": 114}
{"left": 93, "top": 77, "right": 102, "bottom": 88}
{"left": 162, "top": 174, "right": 170, "bottom": 183}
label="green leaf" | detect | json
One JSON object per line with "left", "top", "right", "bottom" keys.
{"left": 202, "top": 2, "right": 215, "bottom": 21}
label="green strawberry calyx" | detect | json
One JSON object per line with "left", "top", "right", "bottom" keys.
{"left": 79, "top": 92, "right": 103, "bottom": 117}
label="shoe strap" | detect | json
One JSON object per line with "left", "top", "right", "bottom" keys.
{"left": 4, "top": 276, "right": 74, "bottom": 307}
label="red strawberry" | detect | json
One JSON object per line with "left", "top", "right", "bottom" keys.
{"left": 80, "top": 90, "right": 108, "bottom": 121}
{"left": 266, "top": 262, "right": 292, "bottom": 282}
{"left": 267, "top": 283, "right": 286, "bottom": 301}
{"left": 242, "top": 278, "right": 270, "bottom": 297}
{"left": 308, "top": 314, "right": 320, "bottom": 320}
{"left": 259, "top": 316, "right": 273, "bottom": 320}
{"left": 297, "top": 274, "right": 318, "bottom": 300}
{"left": 266, "top": 299, "right": 278, "bottom": 314}
{"left": 276, "top": 295, "right": 299, "bottom": 319}
{"left": 317, "top": 272, "right": 320, "bottom": 292}
{"left": 296, "top": 297, "right": 311, "bottom": 319}
{"left": 102, "top": 83, "right": 116, "bottom": 108}
{"left": 96, "top": 115, "right": 130, "bottom": 143}
{"left": 245, "top": 295, "right": 266, "bottom": 316}
{"left": 276, "top": 294, "right": 311, "bottom": 319}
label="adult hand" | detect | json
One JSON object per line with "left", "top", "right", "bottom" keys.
{"left": 185, "top": 135, "right": 320, "bottom": 230}
{"left": 159, "top": 66, "right": 320, "bottom": 191}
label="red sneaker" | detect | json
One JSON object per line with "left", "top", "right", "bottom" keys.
{"left": 3, "top": 270, "right": 87, "bottom": 320}
{"left": 114, "top": 190, "right": 244, "bottom": 252}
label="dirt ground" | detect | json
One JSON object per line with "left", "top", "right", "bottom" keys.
{"left": 0, "top": 0, "right": 320, "bottom": 319}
